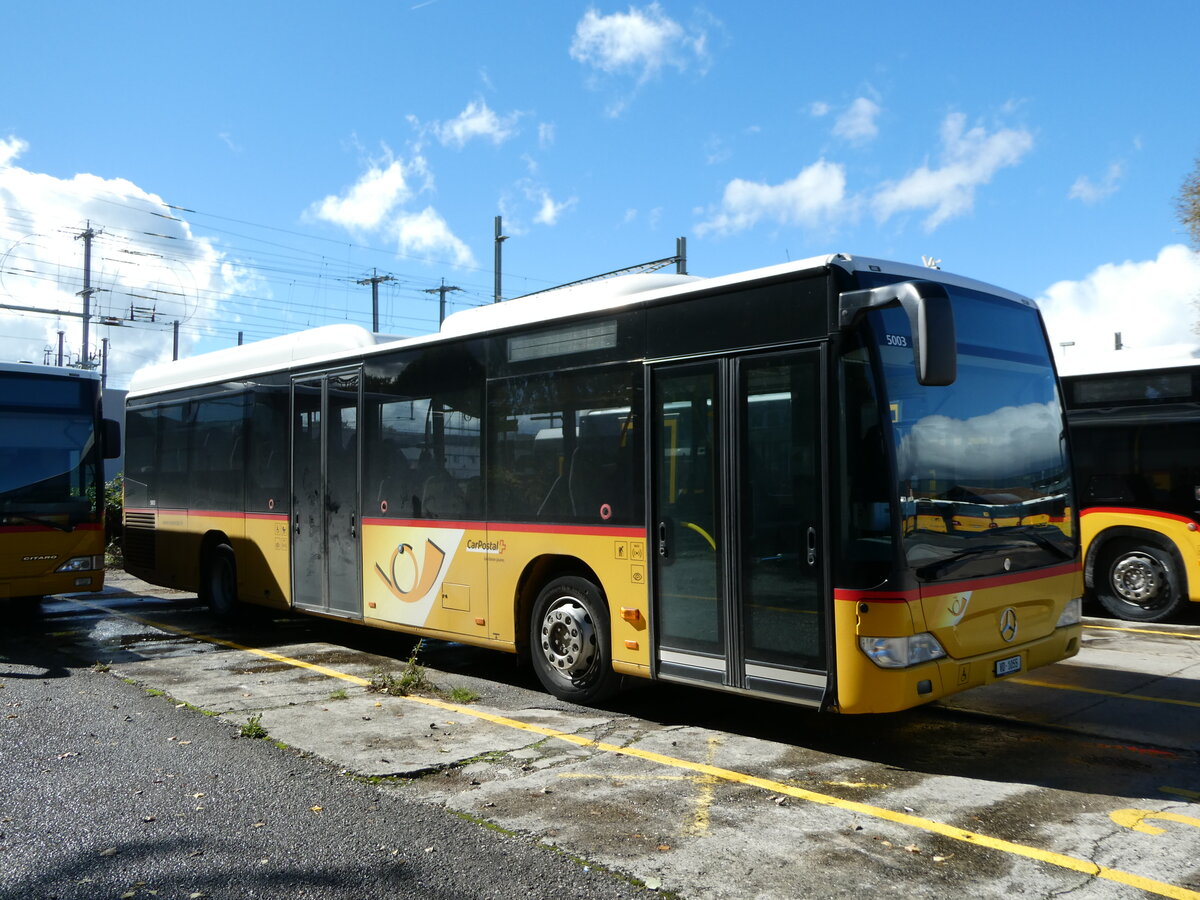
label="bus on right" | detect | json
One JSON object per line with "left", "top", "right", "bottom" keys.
{"left": 1062, "top": 359, "right": 1200, "bottom": 621}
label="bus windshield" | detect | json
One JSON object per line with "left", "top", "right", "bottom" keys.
{"left": 871, "top": 289, "right": 1075, "bottom": 581}
{"left": 0, "top": 374, "right": 101, "bottom": 523}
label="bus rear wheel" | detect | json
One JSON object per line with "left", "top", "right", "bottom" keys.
{"left": 529, "top": 576, "right": 619, "bottom": 705}
{"left": 1096, "top": 540, "right": 1186, "bottom": 623}
{"left": 203, "top": 543, "right": 239, "bottom": 620}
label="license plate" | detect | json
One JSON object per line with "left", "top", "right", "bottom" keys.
{"left": 994, "top": 655, "right": 1022, "bottom": 677}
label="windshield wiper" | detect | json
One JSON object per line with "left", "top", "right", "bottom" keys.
{"left": 982, "top": 524, "right": 1075, "bottom": 561}
{"left": 916, "top": 525, "right": 1074, "bottom": 580}
{"left": 2, "top": 513, "right": 75, "bottom": 533}
{"left": 916, "top": 546, "right": 1006, "bottom": 580}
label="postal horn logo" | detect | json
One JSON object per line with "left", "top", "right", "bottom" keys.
{"left": 375, "top": 539, "right": 446, "bottom": 603}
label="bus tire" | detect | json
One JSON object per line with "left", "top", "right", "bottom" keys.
{"left": 529, "top": 575, "right": 619, "bottom": 705}
{"left": 204, "top": 543, "right": 239, "bottom": 620}
{"left": 1096, "top": 540, "right": 1186, "bottom": 623}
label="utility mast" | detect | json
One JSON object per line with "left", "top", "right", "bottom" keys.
{"left": 423, "top": 279, "right": 463, "bottom": 326}
{"left": 357, "top": 268, "right": 396, "bottom": 332}
{"left": 75, "top": 221, "right": 100, "bottom": 366}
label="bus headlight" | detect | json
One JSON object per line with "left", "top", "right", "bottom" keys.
{"left": 56, "top": 555, "right": 103, "bottom": 573}
{"left": 1056, "top": 596, "right": 1083, "bottom": 628}
{"left": 859, "top": 633, "right": 947, "bottom": 668}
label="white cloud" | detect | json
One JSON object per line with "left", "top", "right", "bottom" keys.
{"left": 809, "top": 101, "right": 831, "bottom": 118}
{"left": 1068, "top": 162, "right": 1123, "bottom": 205}
{"left": 873, "top": 112, "right": 1033, "bottom": 231}
{"left": 435, "top": 99, "right": 520, "bottom": 149}
{"left": 532, "top": 189, "right": 577, "bottom": 226}
{"left": 1, "top": 135, "right": 29, "bottom": 166}
{"left": 307, "top": 151, "right": 475, "bottom": 268}
{"left": 0, "top": 143, "right": 237, "bottom": 387}
{"left": 570, "top": 4, "right": 710, "bottom": 114}
{"left": 308, "top": 157, "right": 413, "bottom": 230}
{"left": 833, "top": 97, "right": 881, "bottom": 145}
{"left": 1037, "top": 244, "right": 1200, "bottom": 373}
{"left": 390, "top": 208, "right": 474, "bottom": 268}
{"left": 695, "top": 160, "right": 848, "bottom": 237}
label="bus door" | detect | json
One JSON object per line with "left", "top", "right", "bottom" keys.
{"left": 650, "top": 349, "right": 829, "bottom": 705}
{"left": 291, "top": 369, "right": 363, "bottom": 618}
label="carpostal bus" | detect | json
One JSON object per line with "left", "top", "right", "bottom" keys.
{"left": 123, "top": 254, "right": 1082, "bottom": 714}
{"left": 1063, "top": 359, "right": 1200, "bottom": 622}
{"left": 1, "top": 362, "right": 121, "bottom": 602}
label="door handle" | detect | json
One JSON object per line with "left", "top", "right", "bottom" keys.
{"left": 350, "top": 513, "right": 357, "bottom": 538}
{"left": 294, "top": 514, "right": 301, "bottom": 535}
{"left": 657, "top": 520, "right": 669, "bottom": 558}
{"left": 806, "top": 526, "right": 817, "bottom": 566}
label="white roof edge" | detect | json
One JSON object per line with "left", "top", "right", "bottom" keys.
{"left": 0, "top": 361, "right": 101, "bottom": 380}
{"left": 127, "top": 323, "right": 398, "bottom": 398}
{"left": 1056, "top": 347, "right": 1200, "bottom": 378}
{"left": 125, "top": 253, "right": 1034, "bottom": 399}
{"left": 439, "top": 254, "right": 841, "bottom": 338}
{"left": 834, "top": 255, "right": 1035, "bottom": 306}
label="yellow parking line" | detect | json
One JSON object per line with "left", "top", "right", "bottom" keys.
{"left": 1086, "top": 623, "right": 1200, "bottom": 640}
{"left": 66, "top": 597, "right": 1200, "bottom": 900}
{"left": 1011, "top": 678, "right": 1200, "bottom": 709}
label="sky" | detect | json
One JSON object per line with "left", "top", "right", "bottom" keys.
{"left": 2, "top": 2, "right": 1200, "bottom": 389}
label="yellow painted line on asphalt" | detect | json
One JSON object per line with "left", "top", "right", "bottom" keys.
{"left": 67, "top": 597, "right": 1200, "bottom": 900}
{"left": 1085, "top": 623, "right": 1200, "bottom": 640}
{"left": 1010, "top": 678, "right": 1200, "bottom": 710}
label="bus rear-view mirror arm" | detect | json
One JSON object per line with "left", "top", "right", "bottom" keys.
{"left": 837, "top": 280, "right": 957, "bottom": 386}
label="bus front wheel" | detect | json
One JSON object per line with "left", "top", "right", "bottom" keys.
{"left": 203, "top": 543, "right": 239, "bottom": 620}
{"left": 1096, "top": 540, "right": 1186, "bottom": 623}
{"left": 529, "top": 576, "right": 619, "bottom": 705}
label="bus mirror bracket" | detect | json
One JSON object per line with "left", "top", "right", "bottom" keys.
{"left": 102, "top": 418, "right": 122, "bottom": 460}
{"left": 838, "top": 280, "right": 957, "bottom": 386}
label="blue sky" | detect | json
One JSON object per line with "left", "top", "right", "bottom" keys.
{"left": 2, "top": 2, "right": 1199, "bottom": 388}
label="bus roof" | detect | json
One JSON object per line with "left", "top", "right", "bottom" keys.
{"left": 0, "top": 361, "right": 101, "bottom": 381}
{"left": 127, "top": 253, "right": 1032, "bottom": 399}
{"left": 1057, "top": 348, "right": 1200, "bottom": 378}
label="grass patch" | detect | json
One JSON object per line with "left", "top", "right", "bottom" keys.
{"left": 239, "top": 713, "right": 268, "bottom": 739}
{"left": 91, "top": 660, "right": 112, "bottom": 673}
{"left": 367, "top": 640, "right": 434, "bottom": 697}
{"left": 447, "top": 686, "right": 480, "bottom": 704}
{"left": 328, "top": 688, "right": 349, "bottom": 701}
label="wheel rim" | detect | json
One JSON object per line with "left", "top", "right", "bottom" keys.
{"left": 1110, "top": 552, "right": 1167, "bottom": 608}
{"left": 539, "top": 597, "right": 597, "bottom": 679}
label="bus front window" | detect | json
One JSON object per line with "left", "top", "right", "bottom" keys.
{"left": 0, "top": 375, "right": 101, "bottom": 524}
{"left": 870, "top": 290, "right": 1075, "bottom": 581}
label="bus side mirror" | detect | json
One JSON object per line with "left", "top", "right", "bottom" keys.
{"left": 102, "top": 418, "right": 122, "bottom": 459}
{"left": 838, "top": 280, "right": 956, "bottom": 386}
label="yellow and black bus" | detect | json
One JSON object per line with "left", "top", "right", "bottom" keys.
{"left": 1063, "top": 360, "right": 1200, "bottom": 622}
{"left": 123, "top": 254, "right": 1081, "bottom": 713}
{"left": 1, "top": 362, "right": 121, "bottom": 603}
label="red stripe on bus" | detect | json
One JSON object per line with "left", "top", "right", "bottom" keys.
{"left": 0, "top": 521, "right": 102, "bottom": 533}
{"left": 1081, "top": 506, "right": 1198, "bottom": 527}
{"left": 834, "top": 589, "right": 917, "bottom": 604}
{"left": 834, "top": 562, "right": 1078, "bottom": 603}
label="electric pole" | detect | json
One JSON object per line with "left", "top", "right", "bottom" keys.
{"left": 357, "top": 268, "right": 396, "bottom": 332}
{"left": 75, "top": 221, "right": 100, "bottom": 366}
{"left": 423, "top": 279, "right": 463, "bottom": 326}
{"left": 494, "top": 215, "right": 508, "bottom": 303}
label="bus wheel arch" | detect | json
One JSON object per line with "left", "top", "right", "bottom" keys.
{"left": 517, "top": 556, "right": 619, "bottom": 704}
{"left": 1091, "top": 529, "right": 1187, "bottom": 622}
{"left": 199, "top": 532, "right": 239, "bottom": 619}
